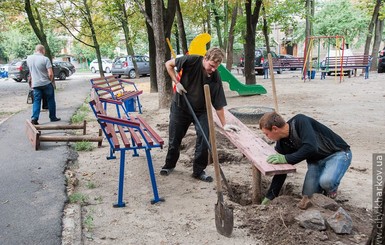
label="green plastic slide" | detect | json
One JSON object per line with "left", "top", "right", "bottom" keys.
{"left": 218, "top": 65, "right": 267, "bottom": 96}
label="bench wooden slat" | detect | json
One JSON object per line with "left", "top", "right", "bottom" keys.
{"left": 212, "top": 108, "right": 296, "bottom": 176}
{"left": 129, "top": 128, "right": 142, "bottom": 147}
{"left": 117, "top": 125, "right": 130, "bottom": 148}
{"left": 106, "top": 123, "right": 120, "bottom": 149}
{"left": 133, "top": 118, "right": 154, "bottom": 146}
{"left": 136, "top": 115, "right": 164, "bottom": 145}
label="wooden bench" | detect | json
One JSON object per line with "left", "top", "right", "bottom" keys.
{"left": 212, "top": 108, "right": 296, "bottom": 203}
{"left": 89, "top": 94, "right": 164, "bottom": 207}
{"left": 90, "top": 75, "right": 143, "bottom": 118}
{"left": 25, "top": 120, "right": 103, "bottom": 150}
{"left": 320, "top": 55, "right": 372, "bottom": 79}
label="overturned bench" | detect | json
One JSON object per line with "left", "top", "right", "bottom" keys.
{"left": 89, "top": 94, "right": 164, "bottom": 207}
{"left": 25, "top": 120, "right": 103, "bottom": 150}
{"left": 90, "top": 75, "right": 143, "bottom": 118}
{"left": 213, "top": 108, "right": 296, "bottom": 203}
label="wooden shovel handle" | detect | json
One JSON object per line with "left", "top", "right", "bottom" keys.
{"left": 203, "top": 85, "right": 222, "bottom": 193}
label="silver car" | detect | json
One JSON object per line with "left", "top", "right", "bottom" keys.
{"left": 111, "top": 55, "right": 150, "bottom": 79}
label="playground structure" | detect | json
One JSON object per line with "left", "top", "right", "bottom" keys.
{"left": 303, "top": 36, "right": 347, "bottom": 82}
{"left": 168, "top": 33, "right": 267, "bottom": 96}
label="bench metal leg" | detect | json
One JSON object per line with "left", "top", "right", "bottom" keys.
{"left": 136, "top": 97, "right": 143, "bottom": 114}
{"left": 145, "top": 148, "right": 164, "bottom": 204}
{"left": 113, "top": 149, "right": 126, "bottom": 208}
{"left": 107, "top": 148, "right": 117, "bottom": 160}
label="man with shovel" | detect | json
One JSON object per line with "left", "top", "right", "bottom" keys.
{"left": 259, "top": 112, "right": 352, "bottom": 209}
{"left": 161, "top": 47, "right": 239, "bottom": 182}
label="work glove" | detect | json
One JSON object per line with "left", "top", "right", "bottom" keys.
{"left": 223, "top": 124, "right": 240, "bottom": 132}
{"left": 175, "top": 82, "right": 187, "bottom": 94}
{"left": 266, "top": 153, "right": 287, "bottom": 164}
{"left": 261, "top": 197, "right": 271, "bottom": 205}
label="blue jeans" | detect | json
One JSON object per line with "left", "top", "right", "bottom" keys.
{"left": 31, "top": 83, "right": 57, "bottom": 121}
{"left": 303, "top": 150, "right": 352, "bottom": 196}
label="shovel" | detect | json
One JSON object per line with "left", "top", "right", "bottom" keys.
{"left": 203, "top": 85, "right": 234, "bottom": 237}
{"left": 181, "top": 91, "right": 233, "bottom": 237}
{"left": 181, "top": 93, "right": 234, "bottom": 199}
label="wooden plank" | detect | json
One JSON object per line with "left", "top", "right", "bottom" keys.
{"left": 133, "top": 118, "right": 154, "bottom": 146}
{"left": 212, "top": 108, "right": 296, "bottom": 176}
{"left": 129, "top": 128, "right": 142, "bottom": 147}
{"left": 25, "top": 120, "right": 40, "bottom": 150}
{"left": 136, "top": 115, "right": 164, "bottom": 145}
{"left": 117, "top": 125, "right": 130, "bottom": 147}
{"left": 106, "top": 123, "right": 120, "bottom": 149}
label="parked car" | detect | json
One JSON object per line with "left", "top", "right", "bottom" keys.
{"left": 8, "top": 59, "right": 73, "bottom": 82}
{"left": 111, "top": 55, "right": 150, "bottom": 79}
{"left": 378, "top": 47, "right": 385, "bottom": 73}
{"left": 239, "top": 48, "right": 279, "bottom": 75}
{"left": 53, "top": 61, "right": 76, "bottom": 75}
{"left": 89, "top": 58, "right": 113, "bottom": 73}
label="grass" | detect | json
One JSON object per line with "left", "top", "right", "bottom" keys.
{"left": 86, "top": 181, "right": 96, "bottom": 189}
{"left": 74, "top": 141, "right": 95, "bottom": 151}
{"left": 68, "top": 192, "right": 88, "bottom": 205}
{"left": 71, "top": 100, "right": 91, "bottom": 124}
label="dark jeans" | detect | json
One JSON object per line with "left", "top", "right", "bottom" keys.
{"left": 32, "top": 83, "right": 57, "bottom": 121}
{"left": 164, "top": 102, "right": 210, "bottom": 176}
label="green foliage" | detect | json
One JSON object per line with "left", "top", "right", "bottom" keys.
{"left": 313, "top": 0, "right": 370, "bottom": 47}
{"left": 83, "top": 214, "right": 94, "bottom": 231}
{"left": 86, "top": 181, "right": 96, "bottom": 189}
{"left": 68, "top": 192, "right": 88, "bottom": 205}
{"left": 74, "top": 141, "right": 95, "bottom": 152}
{"left": 71, "top": 103, "right": 90, "bottom": 124}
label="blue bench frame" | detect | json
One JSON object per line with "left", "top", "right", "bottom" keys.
{"left": 89, "top": 95, "right": 164, "bottom": 207}
{"left": 90, "top": 75, "right": 143, "bottom": 118}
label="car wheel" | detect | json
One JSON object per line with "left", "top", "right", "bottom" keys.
{"left": 105, "top": 67, "right": 111, "bottom": 73}
{"left": 91, "top": 67, "right": 96, "bottom": 73}
{"left": 129, "top": 69, "right": 136, "bottom": 79}
{"left": 378, "top": 66, "right": 385, "bottom": 73}
{"left": 277, "top": 68, "right": 282, "bottom": 74}
{"left": 13, "top": 78, "right": 22, "bottom": 82}
{"left": 58, "top": 71, "right": 66, "bottom": 80}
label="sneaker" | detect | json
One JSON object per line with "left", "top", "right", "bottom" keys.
{"left": 327, "top": 190, "right": 338, "bottom": 199}
{"left": 31, "top": 119, "right": 39, "bottom": 125}
{"left": 160, "top": 168, "right": 174, "bottom": 176}
{"left": 50, "top": 117, "right": 61, "bottom": 122}
{"left": 192, "top": 171, "right": 213, "bottom": 182}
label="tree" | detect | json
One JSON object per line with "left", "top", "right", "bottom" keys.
{"left": 225, "top": 0, "right": 239, "bottom": 70}
{"left": 243, "top": 0, "right": 263, "bottom": 85}
{"left": 136, "top": 0, "right": 176, "bottom": 108}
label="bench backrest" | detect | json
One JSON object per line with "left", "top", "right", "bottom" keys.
{"left": 270, "top": 57, "right": 305, "bottom": 69}
{"left": 89, "top": 93, "right": 163, "bottom": 150}
{"left": 324, "top": 55, "right": 372, "bottom": 67}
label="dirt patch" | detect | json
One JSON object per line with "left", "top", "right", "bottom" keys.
{"left": 59, "top": 71, "right": 384, "bottom": 244}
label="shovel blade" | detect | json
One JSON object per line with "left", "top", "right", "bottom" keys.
{"left": 215, "top": 202, "right": 234, "bottom": 237}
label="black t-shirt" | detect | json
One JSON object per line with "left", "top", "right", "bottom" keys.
{"left": 275, "top": 114, "right": 350, "bottom": 164}
{"left": 173, "top": 55, "right": 227, "bottom": 113}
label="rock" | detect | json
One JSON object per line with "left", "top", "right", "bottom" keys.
{"left": 326, "top": 207, "right": 353, "bottom": 234}
{"left": 312, "top": 193, "right": 340, "bottom": 211}
{"left": 295, "top": 210, "right": 326, "bottom": 231}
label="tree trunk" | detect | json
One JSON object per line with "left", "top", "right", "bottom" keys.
{"left": 226, "top": 1, "right": 238, "bottom": 70}
{"left": 144, "top": 0, "right": 158, "bottom": 93}
{"left": 120, "top": 4, "right": 139, "bottom": 78}
{"left": 25, "top": 0, "right": 53, "bottom": 63}
{"left": 223, "top": 1, "right": 229, "bottom": 52}
{"left": 244, "top": 0, "right": 262, "bottom": 85}
{"left": 364, "top": 0, "right": 382, "bottom": 56}
{"left": 262, "top": 5, "right": 269, "bottom": 53}
{"left": 176, "top": 0, "right": 188, "bottom": 55}
{"left": 211, "top": 0, "right": 223, "bottom": 50}
{"left": 151, "top": 0, "right": 168, "bottom": 109}
{"left": 82, "top": 0, "right": 103, "bottom": 77}
{"left": 370, "top": 18, "right": 384, "bottom": 71}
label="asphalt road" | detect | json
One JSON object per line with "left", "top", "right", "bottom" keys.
{"left": 0, "top": 72, "right": 96, "bottom": 244}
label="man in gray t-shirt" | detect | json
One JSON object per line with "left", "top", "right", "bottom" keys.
{"left": 27, "top": 44, "right": 60, "bottom": 125}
